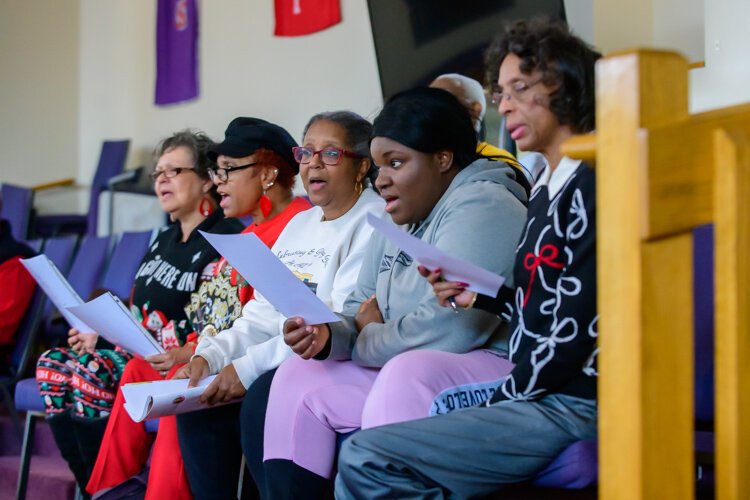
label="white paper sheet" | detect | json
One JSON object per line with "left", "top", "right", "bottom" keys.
{"left": 367, "top": 213, "right": 506, "bottom": 297}
{"left": 199, "top": 231, "right": 340, "bottom": 324}
{"left": 121, "top": 375, "right": 234, "bottom": 422}
{"left": 21, "top": 255, "right": 94, "bottom": 333}
{"left": 66, "top": 292, "right": 165, "bottom": 357}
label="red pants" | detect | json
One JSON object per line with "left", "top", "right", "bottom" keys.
{"left": 86, "top": 358, "right": 192, "bottom": 500}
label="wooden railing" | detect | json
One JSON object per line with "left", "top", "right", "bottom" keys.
{"left": 565, "top": 49, "right": 749, "bottom": 500}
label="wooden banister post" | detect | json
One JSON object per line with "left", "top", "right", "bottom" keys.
{"left": 713, "top": 128, "right": 750, "bottom": 500}
{"left": 597, "top": 50, "right": 694, "bottom": 500}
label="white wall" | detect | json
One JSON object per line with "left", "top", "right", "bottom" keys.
{"left": 78, "top": 0, "right": 382, "bottom": 188}
{"left": 0, "top": 0, "right": 80, "bottom": 212}
{"left": 2, "top": 0, "right": 748, "bottom": 220}
{"left": 690, "top": 0, "right": 750, "bottom": 112}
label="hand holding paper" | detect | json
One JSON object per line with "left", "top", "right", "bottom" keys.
{"left": 67, "top": 293, "right": 165, "bottom": 358}
{"left": 121, "top": 375, "right": 231, "bottom": 422}
{"left": 418, "top": 265, "right": 478, "bottom": 309}
{"left": 366, "top": 213, "right": 506, "bottom": 297}
{"left": 283, "top": 317, "right": 330, "bottom": 359}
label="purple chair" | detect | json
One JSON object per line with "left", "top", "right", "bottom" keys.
{"left": 34, "top": 140, "right": 130, "bottom": 237}
{"left": 693, "top": 224, "right": 714, "bottom": 479}
{"left": 0, "top": 235, "right": 78, "bottom": 438}
{"left": 39, "top": 236, "right": 79, "bottom": 320}
{"left": 13, "top": 231, "right": 150, "bottom": 499}
{"left": 100, "top": 230, "right": 154, "bottom": 300}
{"left": 527, "top": 223, "right": 717, "bottom": 492}
{"left": 24, "top": 239, "right": 43, "bottom": 254}
{"left": 1, "top": 183, "right": 34, "bottom": 240}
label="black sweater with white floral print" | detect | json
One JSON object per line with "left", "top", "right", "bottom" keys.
{"left": 478, "top": 159, "right": 598, "bottom": 404}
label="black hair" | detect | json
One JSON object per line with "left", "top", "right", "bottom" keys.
{"left": 485, "top": 19, "right": 601, "bottom": 133}
{"left": 372, "top": 87, "right": 479, "bottom": 170}
{"left": 155, "top": 129, "right": 220, "bottom": 202}
{"left": 303, "top": 111, "right": 376, "bottom": 186}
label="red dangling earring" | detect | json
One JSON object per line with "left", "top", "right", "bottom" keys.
{"left": 259, "top": 194, "right": 272, "bottom": 218}
{"left": 259, "top": 181, "right": 274, "bottom": 219}
{"left": 199, "top": 197, "right": 214, "bottom": 217}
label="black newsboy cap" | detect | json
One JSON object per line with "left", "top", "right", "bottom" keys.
{"left": 209, "top": 117, "right": 299, "bottom": 173}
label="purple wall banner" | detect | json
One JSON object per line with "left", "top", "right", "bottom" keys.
{"left": 155, "top": 0, "right": 199, "bottom": 105}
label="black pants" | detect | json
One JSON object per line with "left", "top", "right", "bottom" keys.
{"left": 176, "top": 400, "right": 253, "bottom": 500}
{"left": 242, "top": 368, "right": 330, "bottom": 500}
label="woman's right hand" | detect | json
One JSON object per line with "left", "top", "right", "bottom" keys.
{"left": 417, "top": 265, "right": 477, "bottom": 309}
{"left": 67, "top": 328, "right": 98, "bottom": 355}
{"left": 283, "top": 317, "right": 329, "bottom": 360}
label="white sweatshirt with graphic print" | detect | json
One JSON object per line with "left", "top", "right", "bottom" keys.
{"left": 194, "top": 188, "right": 385, "bottom": 388}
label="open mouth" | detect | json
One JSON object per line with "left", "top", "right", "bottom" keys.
{"left": 507, "top": 123, "right": 526, "bottom": 141}
{"left": 308, "top": 178, "right": 327, "bottom": 191}
{"left": 217, "top": 189, "right": 231, "bottom": 208}
{"left": 383, "top": 195, "right": 399, "bottom": 212}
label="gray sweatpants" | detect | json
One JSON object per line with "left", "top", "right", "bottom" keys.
{"left": 335, "top": 394, "right": 597, "bottom": 499}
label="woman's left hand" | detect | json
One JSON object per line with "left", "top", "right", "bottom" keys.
{"left": 145, "top": 344, "right": 194, "bottom": 374}
{"left": 355, "top": 295, "right": 383, "bottom": 331}
{"left": 199, "top": 364, "right": 246, "bottom": 405}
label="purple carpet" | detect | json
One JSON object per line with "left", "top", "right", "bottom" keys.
{"left": 0, "top": 414, "right": 76, "bottom": 500}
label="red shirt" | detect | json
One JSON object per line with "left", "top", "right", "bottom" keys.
{"left": 217, "top": 196, "right": 312, "bottom": 305}
{"left": 0, "top": 256, "right": 36, "bottom": 346}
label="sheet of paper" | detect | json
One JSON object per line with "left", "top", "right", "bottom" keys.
{"left": 121, "top": 375, "right": 237, "bottom": 421}
{"left": 21, "top": 255, "right": 94, "bottom": 333}
{"left": 367, "top": 213, "right": 506, "bottom": 297}
{"left": 66, "top": 292, "right": 165, "bottom": 357}
{"left": 199, "top": 231, "right": 339, "bottom": 324}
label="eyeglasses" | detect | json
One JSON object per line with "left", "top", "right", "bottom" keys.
{"left": 292, "top": 146, "right": 363, "bottom": 166}
{"left": 207, "top": 162, "right": 258, "bottom": 183}
{"left": 150, "top": 167, "right": 195, "bottom": 181}
{"left": 491, "top": 78, "right": 544, "bottom": 105}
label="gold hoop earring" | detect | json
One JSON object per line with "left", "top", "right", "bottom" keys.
{"left": 354, "top": 179, "right": 363, "bottom": 196}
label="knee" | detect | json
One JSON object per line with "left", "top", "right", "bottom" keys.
{"left": 378, "top": 350, "right": 444, "bottom": 386}
{"left": 120, "top": 358, "right": 150, "bottom": 384}
{"left": 36, "top": 348, "right": 74, "bottom": 380}
{"left": 366, "top": 350, "right": 443, "bottom": 407}
{"left": 36, "top": 347, "right": 73, "bottom": 370}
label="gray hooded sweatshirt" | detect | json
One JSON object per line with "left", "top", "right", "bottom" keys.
{"left": 326, "top": 158, "right": 528, "bottom": 367}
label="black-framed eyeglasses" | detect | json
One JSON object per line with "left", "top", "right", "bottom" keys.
{"left": 292, "top": 146, "right": 363, "bottom": 166}
{"left": 207, "top": 162, "right": 258, "bottom": 183}
{"left": 150, "top": 167, "right": 196, "bottom": 181}
{"left": 490, "top": 78, "right": 545, "bottom": 106}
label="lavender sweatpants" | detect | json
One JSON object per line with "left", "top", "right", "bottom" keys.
{"left": 263, "top": 349, "right": 513, "bottom": 478}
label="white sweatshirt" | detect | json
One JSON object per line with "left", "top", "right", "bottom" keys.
{"left": 194, "top": 188, "right": 385, "bottom": 388}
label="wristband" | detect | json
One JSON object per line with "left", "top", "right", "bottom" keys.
{"left": 463, "top": 292, "right": 478, "bottom": 310}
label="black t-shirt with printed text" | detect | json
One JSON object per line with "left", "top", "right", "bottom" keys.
{"left": 129, "top": 210, "right": 243, "bottom": 350}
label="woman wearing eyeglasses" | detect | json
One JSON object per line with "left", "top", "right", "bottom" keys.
{"left": 35, "top": 130, "right": 243, "bottom": 498}
{"left": 84, "top": 119, "right": 313, "bottom": 499}
{"left": 171, "top": 111, "right": 386, "bottom": 499}
{"left": 243, "top": 87, "right": 528, "bottom": 499}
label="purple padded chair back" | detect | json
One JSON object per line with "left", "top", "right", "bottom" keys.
{"left": 67, "top": 234, "right": 112, "bottom": 299}
{"left": 41, "top": 235, "right": 113, "bottom": 344}
{"left": 86, "top": 140, "right": 130, "bottom": 236}
{"left": 24, "top": 239, "right": 43, "bottom": 253}
{"left": 101, "top": 230, "right": 152, "bottom": 300}
{"left": 1, "top": 183, "right": 33, "bottom": 240}
{"left": 40, "top": 235, "right": 79, "bottom": 317}
{"left": 693, "top": 224, "right": 714, "bottom": 424}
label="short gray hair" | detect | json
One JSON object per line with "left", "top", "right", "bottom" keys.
{"left": 432, "top": 73, "right": 487, "bottom": 131}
